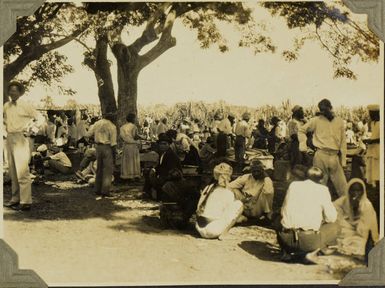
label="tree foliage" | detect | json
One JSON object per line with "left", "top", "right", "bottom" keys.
{"left": 262, "top": 1, "right": 379, "bottom": 80}
{"left": 3, "top": 3, "right": 88, "bottom": 100}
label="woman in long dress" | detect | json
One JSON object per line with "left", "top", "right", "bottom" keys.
{"left": 364, "top": 105, "right": 380, "bottom": 188}
{"left": 334, "top": 178, "right": 379, "bottom": 257}
{"left": 120, "top": 113, "right": 141, "bottom": 181}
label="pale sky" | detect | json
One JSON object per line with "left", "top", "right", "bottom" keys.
{"left": 20, "top": 1, "right": 383, "bottom": 109}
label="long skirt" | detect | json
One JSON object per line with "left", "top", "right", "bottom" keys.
{"left": 365, "top": 143, "right": 380, "bottom": 186}
{"left": 121, "top": 143, "right": 141, "bottom": 179}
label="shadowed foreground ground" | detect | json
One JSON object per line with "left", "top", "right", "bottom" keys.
{"left": 3, "top": 175, "right": 364, "bottom": 285}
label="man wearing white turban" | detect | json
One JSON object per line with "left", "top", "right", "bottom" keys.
{"left": 195, "top": 163, "right": 243, "bottom": 239}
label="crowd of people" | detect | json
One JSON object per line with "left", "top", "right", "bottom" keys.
{"left": 3, "top": 81, "right": 381, "bottom": 264}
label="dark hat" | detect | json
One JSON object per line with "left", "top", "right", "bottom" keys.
{"left": 292, "top": 105, "right": 302, "bottom": 113}
{"left": 8, "top": 81, "right": 25, "bottom": 95}
{"left": 157, "top": 133, "right": 172, "bottom": 144}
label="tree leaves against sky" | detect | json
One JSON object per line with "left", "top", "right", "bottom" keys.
{"left": 262, "top": 1, "right": 379, "bottom": 80}
{"left": 4, "top": 1, "right": 380, "bottom": 99}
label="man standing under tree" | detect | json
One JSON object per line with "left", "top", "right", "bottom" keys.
{"left": 87, "top": 112, "right": 117, "bottom": 199}
{"left": 298, "top": 99, "right": 347, "bottom": 197}
{"left": 3, "top": 81, "right": 40, "bottom": 211}
{"left": 234, "top": 112, "right": 252, "bottom": 172}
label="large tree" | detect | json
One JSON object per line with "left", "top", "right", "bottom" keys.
{"left": 83, "top": 2, "right": 275, "bottom": 125}
{"left": 3, "top": 2, "right": 89, "bottom": 103}
{"left": 82, "top": 1, "right": 379, "bottom": 125}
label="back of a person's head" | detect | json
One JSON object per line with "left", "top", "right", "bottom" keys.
{"left": 307, "top": 167, "right": 324, "bottom": 183}
{"left": 318, "top": 99, "right": 332, "bottom": 112}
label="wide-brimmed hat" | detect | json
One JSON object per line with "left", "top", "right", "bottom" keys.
{"left": 157, "top": 133, "right": 172, "bottom": 144}
{"left": 8, "top": 81, "right": 25, "bottom": 96}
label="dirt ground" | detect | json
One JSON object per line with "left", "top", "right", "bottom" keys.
{"left": 3, "top": 174, "right": 365, "bottom": 286}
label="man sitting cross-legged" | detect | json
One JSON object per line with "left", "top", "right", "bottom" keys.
{"left": 195, "top": 162, "right": 244, "bottom": 239}
{"left": 35, "top": 144, "right": 72, "bottom": 175}
{"left": 229, "top": 159, "right": 274, "bottom": 223}
{"left": 276, "top": 166, "right": 340, "bottom": 263}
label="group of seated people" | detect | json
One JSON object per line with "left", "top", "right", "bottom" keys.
{"left": 143, "top": 132, "right": 378, "bottom": 262}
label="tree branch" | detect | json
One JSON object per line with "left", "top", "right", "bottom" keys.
{"left": 74, "top": 38, "right": 93, "bottom": 52}
{"left": 347, "top": 19, "right": 378, "bottom": 46}
{"left": 40, "top": 28, "right": 86, "bottom": 53}
{"left": 315, "top": 26, "right": 340, "bottom": 60}
{"left": 137, "top": 9, "right": 177, "bottom": 70}
{"left": 128, "top": 3, "right": 172, "bottom": 54}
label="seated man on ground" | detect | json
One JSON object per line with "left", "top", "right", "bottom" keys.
{"left": 143, "top": 133, "right": 183, "bottom": 200}
{"left": 160, "top": 168, "right": 200, "bottom": 230}
{"left": 229, "top": 159, "right": 274, "bottom": 223}
{"left": 75, "top": 147, "right": 97, "bottom": 181}
{"left": 36, "top": 144, "right": 72, "bottom": 175}
{"left": 76, "top": 160, "right": 97, "bottom": 185}
{"left": 199, "top": 136, "right": 216, "bottom": 165}
{"left": 334, "top": 178, "right": 379, "bottom": 259}
{"left": 195, "top": 162, "right": 244, "bottom": 239}
{"left": 277, "top": 167, "right": 339, "bottom": 263}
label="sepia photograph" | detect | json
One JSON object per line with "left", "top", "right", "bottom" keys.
{"left": 1, "top": 0, "right": 384, "bottom": 285}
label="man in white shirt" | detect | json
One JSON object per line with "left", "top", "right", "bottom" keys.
{"left": 298, "top": 99, "right": 347, "bottom": 197}
{"left": 36, "top": 144, "right": 72, "bottom": 175}
{"left": 234, "top": 112, "right": 252, "bottom": 171}
{"left": 277, "top": 167, "right": 339, "bottom": 262}
{"left": 87, "top": 112, "right": 117, "bottom": 198}
{"left": 216, "top": 113, "right": 235, "bottom": 157}
{"left": 3, "top": 81, "right": 39, "bottom": 211}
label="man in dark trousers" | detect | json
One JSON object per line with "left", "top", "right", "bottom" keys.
{"left": 87, "top": 112, "right": 117, "bottom": 199}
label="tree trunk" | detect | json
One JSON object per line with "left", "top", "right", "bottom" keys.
{"left": 114, "top": 45, "right": 141, "bottom": 127}
{"left": 3, "top": 78, "right": 10, "bottom": 104}
{"left": 117, "top": 66, "right": 139, "bottom": 128}
{"left": 93, "top": 36, "right": 117, "bottom": 115}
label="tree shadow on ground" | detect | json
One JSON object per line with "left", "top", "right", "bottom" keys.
{"left": 108, "top": 214, "right": 200, "bottom": 237}
{"left": 238, "top": 240, "right": 282, "bottom": 263}
{"left": 3, "top": 178, "right": 130, "bottom": 222}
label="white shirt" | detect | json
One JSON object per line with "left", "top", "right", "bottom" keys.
{"left": 87, "top": 119, "right": 117, "bottom": 146}
{"left": 198, "top": 185, "right": 235, "bottom": 221}
{"left": 50, "top": 152, "right": 72, "bottom": 167}
{"left": 217, "top": 118, "right": 232, "bottom": 134}
{"left": 3, "top": 99, "right": 38, "bottom": 133}
{"left": 281, "top": 180, "right": 337, "bottom": 231}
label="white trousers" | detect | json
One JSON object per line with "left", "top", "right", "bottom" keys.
{"left": 196, "top": 200, "right": 243, "bottom": 239}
